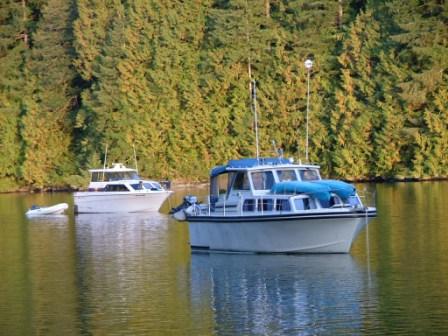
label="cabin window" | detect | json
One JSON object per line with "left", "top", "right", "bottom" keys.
{"left": 104, "top": 184, "right": 129, "bottom": 192}
{"left": 251, "top": 171, "right": 274, "bottom": 190}
{"left": 130, "top": 182, "right": 161, "bottom": 191}
{"left": 106, "top": 172, "right": 120, "bottom": 181}
{"left": 329, "top": 194, "right": 343, "bottom": 207}
{"left": 145, "top": 182, "right": 162, "bottom": 191}
{"left": 294, "top": 197, "right": 316, "bottom": 210}
{"left": 104, "top": 171, "right": 139, "bottom": 181}
{"left": 210, "top": 173, "right": 230, "bottom": 199}
{"left": 299, "top": 169, "right": 319, "bottom": 181}
{"left": 91, "top": 172, "right": 102, "bottom": 182}
{"left": 231, "top": 172, "right": 250, "bottom": 191}
{"left": 276, "top": 199, "right": 291, "bottom": 211}
{"left": 219, "top": 174, "right": 230, "bottom": 195}
{"left": 243, "top": 199, "right": 255, "bottom": 211}
{"left": 347, "top": 196, "right": 361, "bottom": 207}
{"left": 277, "top": 170, "right": 298, "bottom": 182}
{"left": 258, "top": 199, "right": 274, "bottom": 211}
{"left": 131, "top": 183, "right": 143, "bottom": 190}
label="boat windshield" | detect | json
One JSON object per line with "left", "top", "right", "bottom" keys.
{"left": 276, "top": 170, "right": 298, "bottom": 182}
{"left": 103, "top": 184, "right": 130, "bottom": 192}
{"left": 229, "top": 171, "right": 250, "bottom": 191}
{"left": 347, "top": 196, "right": 361, "bottom": 207}
{"left": 210, "top": 173, "right": 230, "bottom": 199}
{"left": 131, "top": 182, "right": 163, "bottom": 191}
{"left": 91, "top": 171, "right": 139, "bottom": 182}
{"left": 251, "top": 171, "right": 275, "bottom": 190}
{"left": 299, "top": 169, "right": 319, "bottom": 181}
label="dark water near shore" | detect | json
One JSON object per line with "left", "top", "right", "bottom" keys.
{"left": 1, "top": 182, "right": 448, "bottom": 335}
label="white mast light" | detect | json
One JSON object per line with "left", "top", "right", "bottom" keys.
{"left": 305, "top": 59, "right": 313, "bottom": 69}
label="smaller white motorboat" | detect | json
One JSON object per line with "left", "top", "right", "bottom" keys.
{"left": 73, "top": 163, "right": 172, "bottom": 213}
{"left": 26, "top": 203, "right": 69, "bottom": 216}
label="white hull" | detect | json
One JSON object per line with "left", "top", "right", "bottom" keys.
{"left": 188, "top": 212, "right": 374, "bottom": 253}
{"left": 26, "top": 203, "right": 69, "bottom": 216}
{"left": 73, "top": 191, "right": 172, "bottom": 213}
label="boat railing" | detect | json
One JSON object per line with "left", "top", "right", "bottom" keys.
{"left": 358, "top": 188, "right": 376, "bottom": 208}
{"left": 197, "top": 194, "right": 295, "bottom": 217}
{"left": 195, "top": 191, "right": 367, "bottom": 217}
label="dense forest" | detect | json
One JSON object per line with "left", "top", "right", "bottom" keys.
{"left": 0, "top": 0, "right": 447, "bottom": 191}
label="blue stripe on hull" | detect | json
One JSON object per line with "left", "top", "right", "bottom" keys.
{"left": 187, "top": 210, "right": 376, "bottom": 223}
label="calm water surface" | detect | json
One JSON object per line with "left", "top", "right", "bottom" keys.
{"left": 1, "top": 182, "right": 448, "bottom": 335}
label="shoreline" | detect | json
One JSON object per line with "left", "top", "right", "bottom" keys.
{"left": 2, "top": 176, "right": 448, "bottom": 194}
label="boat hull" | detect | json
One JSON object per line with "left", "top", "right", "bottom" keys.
{"left": 73, "top": 191, "right": 172, "bottom": 213}
{"left": 187, "top": 209, "right": 375, "bottom": 253}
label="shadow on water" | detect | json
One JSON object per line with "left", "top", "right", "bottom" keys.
{"left": 189, "top": 253, "right": 378, "bottom": 336}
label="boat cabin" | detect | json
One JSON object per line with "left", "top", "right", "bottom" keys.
{"left": 205, "top": 158, "right": 361, "bottom": 215}
{"left": 101, "top": 181, "right": 164, "bottom": 192}
{"left": 87, "top": 163, "right": 163, "bottom": 191}
{"left": 210, "top": 158, "right": 321, "bottom": 198}
{"left": 89, "top": 163, "right": 139, "bottom": 183}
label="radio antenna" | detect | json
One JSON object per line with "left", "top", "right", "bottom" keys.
{"left": 102, "top": 144, "right": 108, "bottom": 182}
{"left": 133, "top": 144, "right": 139, "bottom": 174}
{"left": 245, "top": 1, "right": 259, "bottom": 160}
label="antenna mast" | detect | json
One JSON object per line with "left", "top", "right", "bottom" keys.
{"left": 251, "top": 79, "right": 260, "bottom": 160}
{"left": 133, "top": 144, "right": 139, "bottom": 174}
{"left": 102, "top": 144, "right": 108, "bottom": 182}
{"left": 245, "top": 0, "right": 260, "bottom": 160}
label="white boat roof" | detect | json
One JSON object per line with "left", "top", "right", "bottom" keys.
{"left": 98, "top": 179, "right": 160, "bottom": 185}
{"left": 89, "top": 163, "right": 137, "bottom": 173}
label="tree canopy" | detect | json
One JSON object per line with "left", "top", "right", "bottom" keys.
{"left": 0, "top": 0, "right": 447, "bottom": 190}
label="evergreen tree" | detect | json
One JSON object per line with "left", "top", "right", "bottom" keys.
{"left": 0, "top": 0, "right": 32, "bottom": 190}
{"left": 266, "top": 1, "right": 343, "bottom": 169}
{"left": 0, "top": 0, "right": 447, "bottom": 187}
{"left": 199, "top": 0, "right": 258, "bottom": 164}
{"left": 20, "top": 0, "right": 79, "bottom": 188}
{"left": 370, "top": 61, "right": 406, "bottom": 179}
{"left": 78, "top": 1, "right": 139, "bottom": 167}
{"left": 73, "top": 0, "right": 115, "bottom": 82}
{"left": 387, "top": 0, "right": 448, "bottom": 177}
{"left": 414, "top": 80, "right": 448, "bottom": 178}
{"left": 327, "top": 9, "right": 380, "bottom": 179}
{"left": 149, "top": 0, "right": 211, "bottom": 178}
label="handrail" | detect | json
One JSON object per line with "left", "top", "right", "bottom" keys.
{"left": 202, "top": 192, "right": 370, "bottom": 218}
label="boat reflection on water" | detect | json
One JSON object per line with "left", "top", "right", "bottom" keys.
{"left": 73, "top": 212, "right": 178, "bottom": 335}
{"left": 26, "top": 214, "right": 69, "bottom": 225}
{"left": 73, "top": 213, "right": 172, "bottom": 283}
{"left": 74, "top": 212, "right": 170, "bottom": 264}
{"left": 189, "top": 253, "right": 376, "bottom": 335}
{"left": 74, "top": 212, "right": 170, "bottom": 280}
{"left": 74, "top": 212, "right": 169, "bottom": 243}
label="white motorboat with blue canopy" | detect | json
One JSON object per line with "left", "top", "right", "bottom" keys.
{"left": 172, "top": 157, "right": 376, "bottom": 253}
{"left": 74, "top": 163, "right": 172, "bottom": 213}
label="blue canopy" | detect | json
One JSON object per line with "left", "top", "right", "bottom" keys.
{"left": 271, "top": 181, "right": 331, "bottom": 203}
{"left": 228, "top": 157, "right": 291, "bottom": 168}
{"left": 210, "top": 157, "right": 292, "bottom": 177}
{"left": 311, "top": 180, "right": 356, "bottom": 200}
{"left": 210, "top": 165, "right": 227, "bottom": 178}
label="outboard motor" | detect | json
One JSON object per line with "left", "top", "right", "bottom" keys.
{"left": 170, "top": 195, "right": 198, "bottom": 221}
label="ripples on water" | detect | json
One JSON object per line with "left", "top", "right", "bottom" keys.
{"left": 190, "top": 253, "right": 376, "bottom": 336}
{"left": 1, "top": 182, "right": 448, "bottom": 335}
